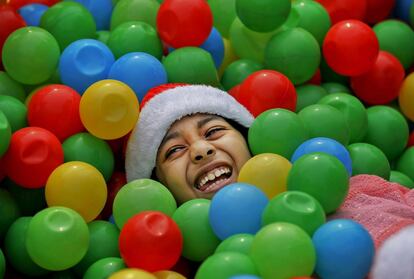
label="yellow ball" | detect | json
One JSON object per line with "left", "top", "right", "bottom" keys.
{"left": 238, "top": 153, "right": 292, "bottom": 199}
{"left": 399, "top": 72, "right": 414, "bottom": 121}
{"left": 80, "top": 79, "right": 139, "bottom": 140}
{"left": 109, "top": 268, "right": 157, "bottom": 279}
{"left": 153, "top": 270, "right": 186, "bottom": 279}
{"left": 218, "top": 38, "right": 238, "bottom": 78}
{"left": 45, "top": 161, "right": 107, "bottom": 222}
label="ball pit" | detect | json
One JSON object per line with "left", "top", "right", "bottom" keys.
{"left": 0, "top": 0, "right": 414, "bottom": 278}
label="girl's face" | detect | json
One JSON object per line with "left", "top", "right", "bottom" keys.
{"left": 155, "top": 114, "right": 251, "bottom": 204}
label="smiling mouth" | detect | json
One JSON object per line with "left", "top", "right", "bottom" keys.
{"left": 195, "top": 166, "right": 233, "bottom": 193}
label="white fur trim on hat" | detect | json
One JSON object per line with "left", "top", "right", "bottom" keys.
{"left": 125, "top": 84, "right": 254, "bottom": 182}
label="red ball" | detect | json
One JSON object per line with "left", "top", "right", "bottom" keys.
{"left": 323, "top": 20, "right": 379, "bottom": 76}
{"left": 28, "top": 84, "right": 84, "bottom": 141}
{"left": 119, "top": 211, "right": 183, "bottom": 272}
{"left": 238, "top": 70, "right": 297, "bottom": 117}
{"left": 315, "top": 0, "right": 367, "bottom": 24}
{"left": 307, "top": 68, "right": 322, "bottom": 85}
{"left": 4, "top": 127, "right": 64, "bottom": 188}
{"left": 407, "top": 130, "right": 414, "bottom": 148}
{"left": 156, "top": 0, "right": 213, "bottom": 48}
{"left": 99, "top": 171, "right": 126, "bottom": 219}
{"left": 7, "top": 0, "right": 59, "bottom": 10}
{"left": 364, "top": 0, "right": 395, "bottom": 24}
{"left": 351, "top": 51, "right": 405, "bottom": 105}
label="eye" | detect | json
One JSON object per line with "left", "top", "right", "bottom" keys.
{"left": 205, "top": 127, "right": 225, "bottom": 138}
{"left": 165, "top": 146, "right": 184, "bottom": 159}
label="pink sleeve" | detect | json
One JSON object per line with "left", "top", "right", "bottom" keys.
{"left": 329, "top": 174, "right": 414, "bottom": 248}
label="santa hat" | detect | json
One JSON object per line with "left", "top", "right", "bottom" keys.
{"left": 125, "top": 84, "right": 255, "bottom": 182}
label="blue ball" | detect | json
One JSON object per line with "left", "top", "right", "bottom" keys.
{"left": 199, "top": 27, "right": 225, "bottom": 69}
{"left": 312, "top": 219, "right": 375, "bottom": 279}
{"left": 291, "top": 137, "right": 352, "bottom": 176}
{"left": 18, "top": 4, "right": 48, "bottom": 26}
{"left": 209, "top": 183, "right": 269, "bottom": 240}
{"left": 393, "top": 0, "right": 413, "bottom": 22}
{"left": 59, "top": 39, "right": 115, "bottom": 94}
{"left": 108, "top": 52, "right": 168, "bottom": 102}
{"left": 66, "top": 0, "right": 113, "bottom": 30}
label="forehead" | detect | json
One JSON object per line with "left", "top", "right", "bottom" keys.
{"left": 168, "top": 113, "right": 226, "bottom": 130}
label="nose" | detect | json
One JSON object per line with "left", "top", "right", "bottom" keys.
{"left": 190, "top": 140, "right": 216, "bottom": 163}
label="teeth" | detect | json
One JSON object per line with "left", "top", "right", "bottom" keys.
{"left": 197, "top": 167, "right": 231, "bottom": 189}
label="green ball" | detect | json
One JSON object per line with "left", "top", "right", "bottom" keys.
{"left": 73, "top": 221, "right": 120, "bottom": 276}
{"left": 291, "top": 0, "right": 331, "bottom": 45}
{"left": 209, "top": 0, "right": 237, "bottom": 38}
{"left": 236, "top": 0, "right": 291, "bottom": 32}
{"left": 347, "top": 143, "right": 390, "bottom": 179}
{"left": 221, "top": 59, "right": 263, "bottom": 90}
{"left": 112, "top": 179, "right": 177, "bottom": 229}
{"left": 229, "top": 18, "right": 277, "bottom": 64}
{"left": 248, "top": 108, "right": 309, "bottom": 159}
{"left": 62, "top": 133, "right": 115, "bottom": 181}
{"left": 107, "top": 21, "right": 163, "bottom": 59}
{"left": 195, "top": 252, "right": 258, "bottom": 279}
{"left": 0, "top": 249, "right": 4, "bottom": 279}
{"left": 4, "top": 217, "right": 49, "bottom": 276}
{"left": 373, "top": 19, "right": 414, "bottom": 69}
{"left": 163, "top": 47, "right": 220, "bottom": 87}
{"left": 215, "top": 234, "right": 254, "bottom": 255}
{"left": 0, "top": 95, "right": 27, "bottom": 132}
{"left": 265, "top": 27, "right": 320, "bottom": 85}
{"left": 50, "top": 270, "right": 77, "bottom": 279}
{"left": 0, "top": 71, "right": 26, "bottom": 102}
{"left": 298, "top": 104, "right": 350, "bottom": 146}
{"left": 295, "top": 84, "right": 328, "bottom": 112}
{"left": 2, "top": 27, "right": 60, "bottom": 85}
{"left": 110, "top": 0, "right": 159, "bottom": 30}
{"left": 390, "top": 170, "right": 414, "bottom": 189}
{"left": 321, "top": 82, "right": 352, "bottom": 95}
{"left": 96, "top": 30, "right": 111, "bottom": 44}
{"left": 320, "top": 56, "right": 349, "bottom": 84}
{"left": 26, "top": 206, "right": 89, "bottom": 271}
{"left": 250, "top": 222, "right": 315, "bottom": 279}
{"left": 396, "top": 146, "right": 414, "bottom": 182}
{"left": 172, "top": 199, "right": 220, "bottom": 262}
{"left": 287, "top": 153, "right": 349, "bottom": 214}
{"left": 364, "top": 106, "right": 409, "bottom": 161}
{"left": 318, "top": 93, "right": 367, "bottom": 143}
{"left": 83, "top": 257, "right": 126, "bottom": 279}
{"left": 262, "top": 191, "right": 326, "bottom": 236}
{"left": 0, "top": 110, "right": 11, "bottom": 157}
{"left": 0, "top": 188, "right": 20, "bottom": 240}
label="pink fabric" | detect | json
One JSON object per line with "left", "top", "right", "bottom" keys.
{"left": 330, "top": 174, "right": 414, "bottom": 248}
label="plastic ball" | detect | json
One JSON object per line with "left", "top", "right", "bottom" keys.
{"left": 265, "top": 27, "right": 321, "bottom": 85}
{"left": 156, "top": 0, "right": 212, "bottom": 48}
{"left": 208, "top": 0, "right": 236, "bottom": 38}
{"left": 312, "top": 219, "right": 374, "bottom": 279}
{"left": 347, "top": 142, "right": 390, "bottom": 179}
{"left": 59, "top": 39, "right": 115, "bottom": 94}
{"left": 71, "top": 0, "right": 113, "bottom": 30}
{"left": 248, "top": 108, "right": 309, "bottom": 159}
{"left": 108, "top": 52, "right": 167, "bottom": 102}
{"left": 119, "top": 211, "right": 183, "bottom": 272}
{"left": 318, "top": 93, "right": 367, "bottom": 143}
{"left": 287, "top": 152, "right": 349, "bottom": 214}
{"left": 238, "top": 70, "right": 297, "bottom": 117}
{"left": 221, "top": 59, "right": 263, "bottom": 91}
{"left": 399, "top": 72, "right": 414, "bottom": 121}
{"left": 84, "top": 257, "right": 126, "bottom": 279}
{"left": 315, "top": 0, "right": 367, "bottom": 24}
{"left": 218, "top": 38, "right": 239, "bottom": 78}
{"left": 110, "top": 0, "right": 159, "bottom": 30}
{"left": 319, "top": 56, "right": 349, "bottom": 84}
{"left": 2, "top": 26, "right": 59, "bottom": 85}
{"left": 291, "top": 137, "right": 352, "bottom": 176}
{"left": 40, "top": 1, "right": 96, "bottom": 50}
{"left": 162, "top": 47, "right": 220, "bottom": 87}
{"left": 109, "top": 268, "right": 157, "bottom": 279}
{"left": 215, "top": 234, "right": 254, "bottom": 255}
{"left": 295, "top": 84, "right": 328, "bottom": 112}
{"left": 394, "top": 0, "right": 413, "bottom": 23}
{"left": 0, "top": 110, "right": 11, "bottom": 157}
{"left": 8, "top": 0, "right": 58, "bottom": 9}
{"left": 199, "top": 27, "right": 225, "bottom": 69}
{"left": 373, "top": 19, "right": 414, "bottom": 69}
{"left": 4, "top": 217, "right": 49, "bottom": 276}
{"left": 153, "top": 270, "right": 186, "bottom": 279}
{"left": 45, "top": 161, "right": 107, "bottom": 222}
{"left": 323, "top": 20, "right": 379, "bottom": 76}
{"left": 0, "top": 189, "right": 21, "bottom": 240}
{"left": 0, "top": 71, "right": 26, "bottom": 102}
{"left": 250, "top": 223, "right": 315, "bottom": 279}
{"left": 390, "top": 170, "right": 414, "bottom": 189}
{"left": 112, "top": 179, "right": 177, "bottom": 229}
{"left": 28, "top": 84, "right": 84, "bottom": 141}
{"left": 0, "top": 95, "right": 27, "bottom": 132}
{"left": 396, "top": 147, "right": 414, "bottom": 182}
{"left": 5, "top": 127, "right": 64, "bottom": 188}
{"left": 26, "top": 206, "right": 89, "bottom": 271}
{"left": 321, "top": 82, "right": 352, "bottom": 94}
{"left": 351, "top": 51, "right": 405, "bottom": 105}
{"left": 365, "top": 0, "right": 396, "bottom": 24}
{"left": 100, "top": 171, "right": 127, "bottom": 220}
{"left": 195, "top": 252, "right": 258, "bottom": 279}
{"left": 0, "top": 249, "right": 4, "bottom": 279}
{"left": 18, "top": 3, "right": 48, "bottom": 26}
{"left": 172, "top": 199, "right": 220, "bottom": 262}
{"left": 209, "top": 183, "right": 268, "bottom": 240}
{"left": 238, "top": 153, "right": 292, "bottom": 199}
{"left": 298, "top": 104, "right": 350, "bottom": 146}
{"left": 79, "top": 79, "right": 139, "bottom": 140}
